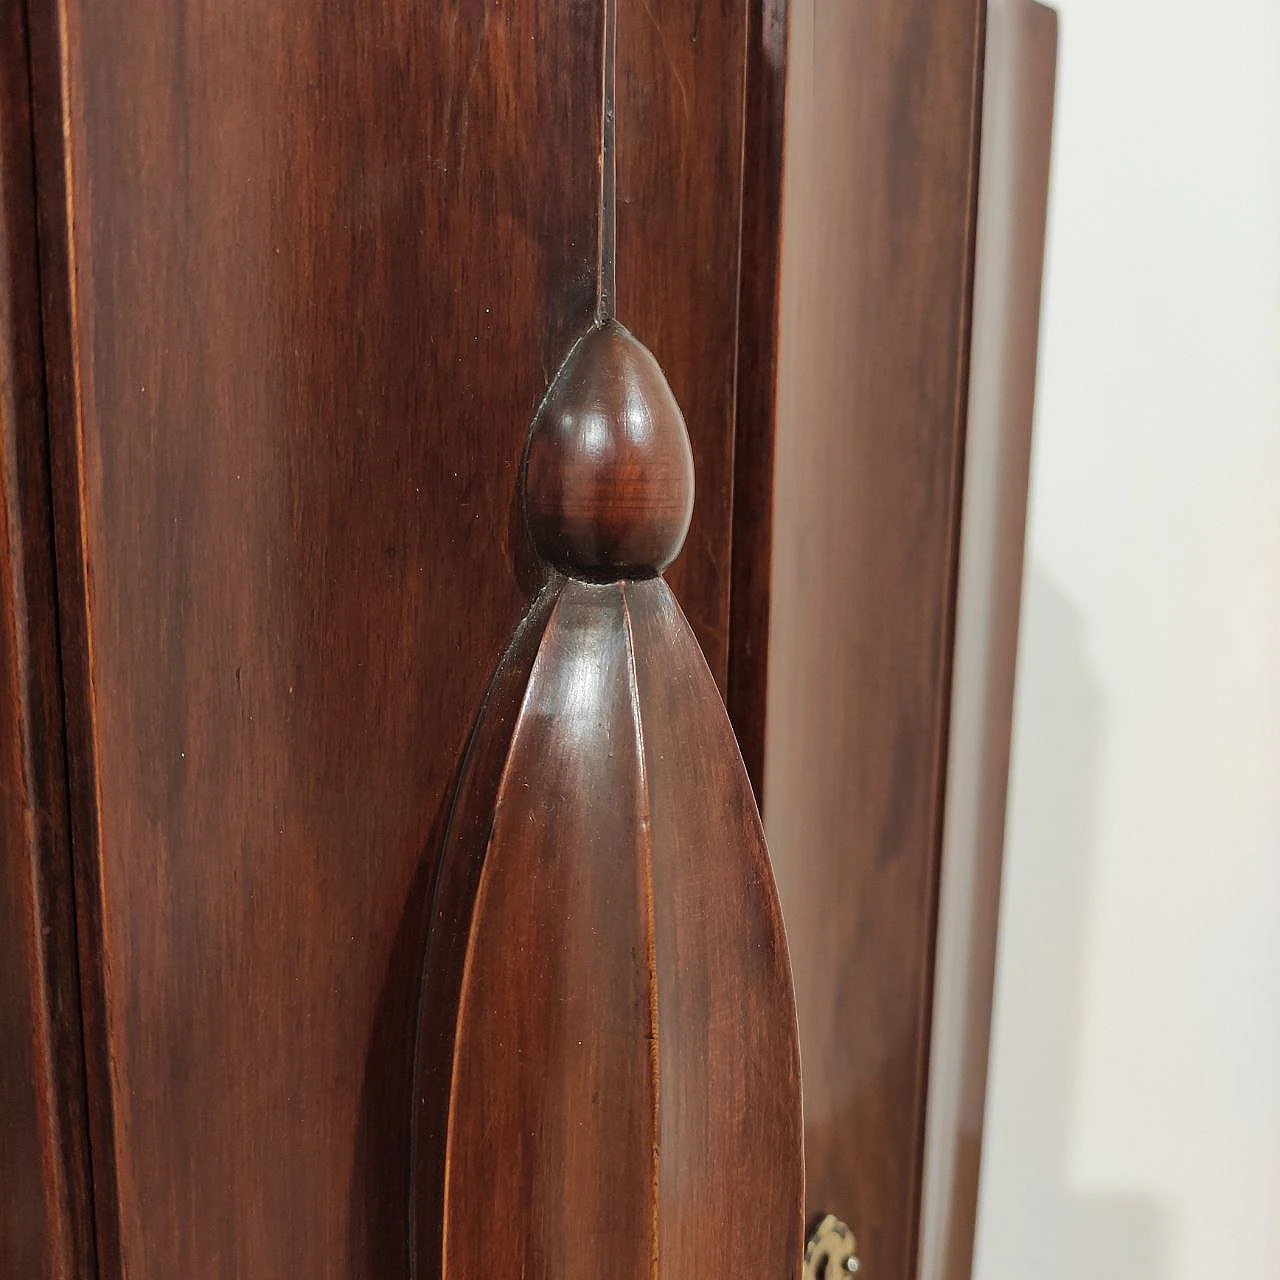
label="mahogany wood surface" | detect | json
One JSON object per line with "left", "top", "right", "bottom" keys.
{"left": 727, "top": 0, "right": 789, "bottom": 797}
{"left": 918, "top": 7, "right": 1058, "bottom": 1278}
{"left": 0, "top": 7, "right": 95, "bottom": 1275}
{"left": 633, "top": 577, "right": 802, "bottom": 1279}
{"left": 13, "top": 0, "right": 755, "bottom": 1276}
{"left": 615, "top": 0, "right": 749, "bottom": 680}
{"left": 523, "top": 321, "right": 695, "bottom": 579}
{"left": 414, "top": 10, "right": 802, "bottom": 1267}
{"left": 414, "top": 578, "right": 804, "bottom": 1280}
{"left": 0, "top": 0, "right": 1054, "bottom": 1272}
{"left": 759, "top": 2, "right": 988, "bottom": 1278}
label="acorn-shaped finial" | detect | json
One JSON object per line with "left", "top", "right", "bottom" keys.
{"left": 522, "top": 320, "right": 695, "bottom": 580}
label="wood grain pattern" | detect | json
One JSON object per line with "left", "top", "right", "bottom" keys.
{"left": 0, "top": 6, "right": 95, "bottom": 1274}
{"left": 5, "top": 0, "right": 1039, "bottom": 1270}
{"left": 418, "top": 579, "right": 658, "bottom": 1280}
{"left": 615, "top": 0, "right": 748, "bottom": 682}
{"left": 28, "top": 3, "right": 604, "bottom": 1276}
{"left": 415, "top": 57, "right": 803, "bottom": 1255}
{"left": 629, "top": 579, "right": 802, "bottom": 1279}
{"left": 412, "top": 573, "right": 803, "bottom": 1280}
{"left": 917, "top": 7, "right": 1058, "bottom": 1278}
{"left": 523, "top": 321, "right": 695, "bottom": 579}
{"left": 15, "top": 0, "right": 762, "bottom": 1274}
{"left": 726, "top": 0, "right": 789, "bottom": 799}
{"left": 408, "top": 587, "right": 559, "bottom": 1280}
{"left": 760, "top": 1, "right": 988, "bottom": 1277}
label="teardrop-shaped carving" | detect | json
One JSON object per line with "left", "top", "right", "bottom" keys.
{"left": 523, "top": 320, "right": 695, "bottom": 580}
{"left": 409, "top": 322, "right": 804, "bottom": 1280}
{"left": 410, "top": 580, "right": 803, "bottom": 1280}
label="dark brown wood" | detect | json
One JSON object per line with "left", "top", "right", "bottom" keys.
{"left": 0, "top": 6, "right": 95, "bottom": 1275}
{"left": 917, "top": 7, "right": 1058, "bottom": 1278}
{"left": 630, "top": 576, "right": 802, "bottom": 1278}
{"left": 425, "top": 579, "right": 660, "bottom": 1280}
{"left": 616, "top": 0, "right": 749, "bottom": 683}
{"left": 407, "top": 586, "right": 558, "bottom": 1280}
{"left": 412, "top": 566, "right": 803, "bottom": 1280}
{"left": 414, "top": 13, "right": 802, "bottom": 1266}
{"left": 13, "top": 0, "right": 764, "bottom": 1274}
{"left": 2, "top": 0, "right": 1049, "bottom": 1271}
{"left": 26, "top": 3, "right": 605, "bottom": 1276}
{"left": 523, "top": 322, "right": 695, "bottom": 579}
{"left": 727, "top": 0, "right": 789, "bottom": 798}
{"left": 754, "top": 2, "right": 988, "bottom": 1278}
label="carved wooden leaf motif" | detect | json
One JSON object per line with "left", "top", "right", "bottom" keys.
{"left": 410, "top": 3, "right": 803, "bottom": 1276}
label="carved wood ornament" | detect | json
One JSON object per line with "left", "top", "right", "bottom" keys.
{"left": 408, "top": 2, "right": 805, "bottom": 1275}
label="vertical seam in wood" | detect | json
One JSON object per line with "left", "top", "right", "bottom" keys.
{"left": 1, "top": 3, "right": 96, "bottom": 1267}
{"left": 721, "top": 0, "right": 754, "bottom": 695}
{"left": 620, "top": 581, "right": 661, "bottom": 1280}
{"left": 906, "top": 0, "right": 991, "bottom": 1276}
{"left": 596, "top": 0, "right": 617, "bottom": 324}
{"left": 21, "top": 0, "right": 122, "bottom": 1272}
{"left": 725, "top": 0, "right": 788, "bottom": 799}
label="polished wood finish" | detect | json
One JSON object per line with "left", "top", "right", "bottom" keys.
{"left": 15, "top": 0, "right": 755, "bottom": 1274}
{"left": 918, "top": 7, "right": 1058, "bottom": 1278}
{"left": 0, "top": 8, "right": 94, "bottom": 1275}
{"left": 420, "top": 276, "right": 805, "bottom": 1280}
{"left": 414, "top": 7, "right": 802, "bottom": 1265}
{"left": 630, "top": 577, "right": 802, "bottom": 1278}
{"left": 727, "top": 0, "right": 789, "bottom": 797}
{"left": 412, "top": 578, "right": 803, "bottom": 1280}
{"left": 760, "top": 1, "right": 987, "bottom": 1278}
{"left": 523, "top": 322, "right": 695, "bottom": 579}
{"left": 32, "top": 0, "right": 600, "bottom": 1261}
{"left": 0, "top": 0, "right": 1057, "bottom": 1272}
{"left": 615, "top": 0, "right": 749, "bottom": 682}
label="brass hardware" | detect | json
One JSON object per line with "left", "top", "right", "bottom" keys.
{"left": 804, "top": 1214, "right": 860, "bottom": 1280}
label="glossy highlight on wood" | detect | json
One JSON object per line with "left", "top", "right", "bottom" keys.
{"left": 9, "top": 0, "right": 761, "bottom": 1272}
{"left": 0, "top": 0, "right": 1054, "bottom": 1271}
{"left": 24, "top": 2, "right": 608, "bottom": 1275}
{"left": 758, "top": 0, "right": 993, "bottom": 1277}
{"left": 411, "top": 571, "right": 804, "bottom": 1280}
{"left": 523, "top": 320, "right": 695, "bottom": 580}
{"left": 414, "top": 2, "right": 802, "bottom": 1260}
{"left": 0, "top": 7, "right": 95, "bottom": 1273}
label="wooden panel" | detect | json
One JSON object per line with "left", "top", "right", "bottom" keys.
{"left": 0, "top": 6, "right": 94, "bottom": 1275}
{"left": 19, "top": 0, "right": 757, "bottom": 1275}
{"left": 616, "top": 0, "right": 748, "bottom": 683}
{"left": 727, "top": 0, "right": 788, "bottom": 797}
{"left": 412, "top": 119, "right": 803, "bottom": 1255}
{"left": 414, "top": 577, "right": 803, "bottom": 1280}
{"left": 758, "top": 2, "right": 986, "bottom": 1279}
{"left": 31, "top": 0, "right": 596, "bottom": 1267}
{"left": 918, "top": 6, "right": 1058, "bottom": 1278}
{"left": 438, "top": 582, "right": 658, "bottom": 1280}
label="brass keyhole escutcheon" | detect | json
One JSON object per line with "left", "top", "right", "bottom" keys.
{"left": 804, "top": 1214, "right": 860, "bottom": 1280}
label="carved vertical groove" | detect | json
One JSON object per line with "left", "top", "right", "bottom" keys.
{"left": 596, "top": 0, "right": 617, "bottom": 324}
{"left": 619, "top": 583, "right": 662, "bottom": 1280}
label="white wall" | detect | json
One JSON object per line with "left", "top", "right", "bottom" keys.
{"left": 972, "top": 3, "right": 1280, "bottom": 1280}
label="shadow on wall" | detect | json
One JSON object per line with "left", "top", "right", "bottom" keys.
{"left": 973, "top": 562, "right": 1168, "bottom": 1280}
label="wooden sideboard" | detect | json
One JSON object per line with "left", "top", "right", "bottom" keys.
{"left": 0, "top": 0, "right": 1055, "bottom": 1276}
